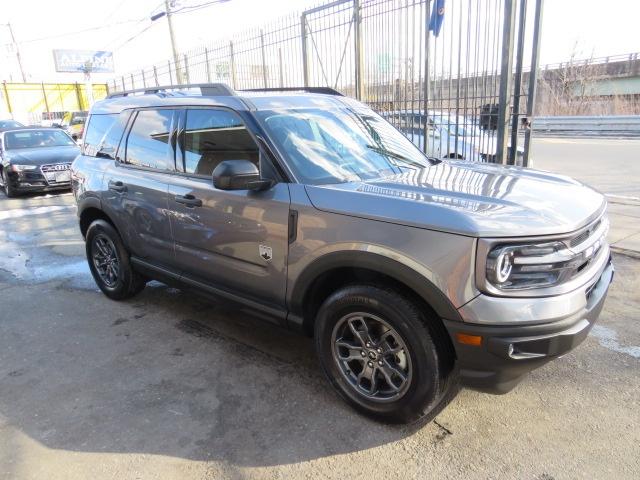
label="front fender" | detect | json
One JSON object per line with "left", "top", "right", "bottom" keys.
{"left": 288, "top": 247, "right": 466, "bottom": 326}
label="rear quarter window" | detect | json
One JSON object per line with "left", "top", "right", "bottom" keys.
{"left": 83, "top": 114, "right": 117, "bottom": 156}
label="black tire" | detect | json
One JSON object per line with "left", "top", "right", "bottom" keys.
{"left": 314, "top": 284, "right": 457, "bottom": 424}
{"left": 86, "top": 219, "right": 146, "bottom": 300}
{"left": 1, "top": 169, "right": 17, "bottom": 198}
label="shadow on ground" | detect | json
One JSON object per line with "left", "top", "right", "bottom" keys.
{"left": 0, "top": 280, "right": 445, "bottom": 468}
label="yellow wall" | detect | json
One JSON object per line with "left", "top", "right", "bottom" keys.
{"left": 1, "top": 82, "right": 108, "bottom": 119}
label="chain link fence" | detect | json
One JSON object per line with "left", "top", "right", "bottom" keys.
{"left": 109, "top": 0, "right": 544, "bottom": 165}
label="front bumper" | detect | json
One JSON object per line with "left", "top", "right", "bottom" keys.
{"left": 444, "top": 256, "right": 614, "bottom": 394}
{"left": 6, "top": 169, "right": 71, "bottom": 193}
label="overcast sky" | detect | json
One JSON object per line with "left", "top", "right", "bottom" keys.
{"left": 1, "top": 0, "right": 639, "bottom": 83}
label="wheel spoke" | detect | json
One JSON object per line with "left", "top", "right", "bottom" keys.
{"left": 357, "top": 364, "right": 378, "bottom": 395}
{"left": 379, "top": 360, "right": 407, "bottom": 391}
{"left": 348, "top": 317, "right": 372, "bottom": 347}
{"left": 336, "top": 338, "right": 364, "bottom": 361}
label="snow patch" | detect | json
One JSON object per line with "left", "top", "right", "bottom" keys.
{"left": 590, "top": 325, "right": 640, "bottom": 359}
{"left": 0, "top": 205, "right": 74, "bottom": 221}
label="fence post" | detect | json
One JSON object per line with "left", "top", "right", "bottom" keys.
{"left": 183, "top": 54, "right": 190, "bottom": 83}
{"left": 205, "top": 47, "right": 212, "bottom": 83}
{"left": 260, "top": 30, "right": 268, "bottom": 88}
{"left": 74, "top": 82, "right": 84, "bottom": 110}
{"left": 141, "top": 69, "right": 147, "bottom": 88}
{"left": 422, "top": 0, "right": 432, "bottom": 155}
{"left": 229, "top": 40, "right": 237, "bottom": 88}
{"left": 523, "top": 0, "right": 544, "bottom": 168}
{"left": 130, "top": 73, "right": 135, "bottom": 89}
{"left": 121, "top": 76, "right": 125, "bottom": 92}
{"left": 41, "top": 82, "right": 50, "bottom": 113}
{"left": 301, "top": 12, "right": 309, "bottom": 87}
{"left": 353, "top": 0, "right": 364, "bottom": 99}
{"left": 278, "top": 47, "right": 284, "bottom": 87}
{"left": 508, "top": 0, "right": 528, "bottom": 166}
{"left": 2, "top": 81, "right": 12, "bottom": 115}
{"left": 495, "top": 0, "right": 517, "bottom": 165}
{"left": 153, "top": 66, "right": 159, "bottom": 86}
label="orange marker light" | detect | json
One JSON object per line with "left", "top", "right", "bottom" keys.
{"left": 456, "top": 333, "right": 483, "bottom": 346}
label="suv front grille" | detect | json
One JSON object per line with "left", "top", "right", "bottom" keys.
{"left": 569, "top": 218, "right": 601, "bottom": 247}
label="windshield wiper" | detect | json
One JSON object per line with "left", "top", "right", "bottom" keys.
{"left": 365, "top": 145, "right": 425, "bottom": 168}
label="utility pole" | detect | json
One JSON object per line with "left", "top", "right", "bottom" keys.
{"left": 164, "top": 0, "right": 183, "bottom": 84}
{"left": 5, "top": 23, "right": 27, "bottom": 82}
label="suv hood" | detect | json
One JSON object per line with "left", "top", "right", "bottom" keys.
{"left": 304, "top": 160, "right": 606, "bottom": 237}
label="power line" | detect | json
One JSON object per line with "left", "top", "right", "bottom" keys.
{"left": 172, "top": 0, "right": 232, "bottom": 15}
{"left": 112, "top": 22, "right": 158, "bottom": 52}
{"left": 102, "top": 1, "right": 166, "bottom": 50}
{"left": 16, "top": 19, "right": 142, "bottom": 44}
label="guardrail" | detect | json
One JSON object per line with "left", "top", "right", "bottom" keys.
{"left": 533, "top": 116, "right": 640, "bottom": 137}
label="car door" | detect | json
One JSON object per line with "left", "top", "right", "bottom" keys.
{"left": 101, "top": 108, "right": 177, "bottom": 268}
{"left": 166, "top": 107, "right": 291, "bottom": 312}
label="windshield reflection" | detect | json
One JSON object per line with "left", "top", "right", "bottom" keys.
{"left": 257, "top": 107, "right": 434, "bottom": 185}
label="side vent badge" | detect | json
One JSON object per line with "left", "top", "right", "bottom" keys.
{"left": 259, "top": 245, "right": 273, "bottom": 262}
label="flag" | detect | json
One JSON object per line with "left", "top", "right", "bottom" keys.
{"left": 429, "top": 0, "right": 446, "bottom": 37}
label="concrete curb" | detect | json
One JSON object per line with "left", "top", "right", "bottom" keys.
{"left": 611, "top": 246, "right": 640, "bottom": 260}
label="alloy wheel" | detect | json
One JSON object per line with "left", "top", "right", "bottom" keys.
{"left": 91, "top": 233, "right": 120, "bottom": 288}
{"left": 331, "top": 312, "right": 412, "bottom": 402}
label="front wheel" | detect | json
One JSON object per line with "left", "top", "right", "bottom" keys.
{"left": 86, "top": 219, "right": 146, "bottom": 300}
{"left": 1, "top": 169, "right": 17, "bottom": 198}
{"left": 314, "top": 285, "right": 457, "bottom": 424}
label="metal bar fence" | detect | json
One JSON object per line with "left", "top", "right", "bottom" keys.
{"left": 110, "top": 0, "right": 543, "bottom": 164}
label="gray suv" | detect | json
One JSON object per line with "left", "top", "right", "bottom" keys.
{"left": 71, "top": 84, "right": 613, "bottom": 423}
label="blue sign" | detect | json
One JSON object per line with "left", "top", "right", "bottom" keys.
{"left": 53, "top": 50, "right": 114, "bottom": 73}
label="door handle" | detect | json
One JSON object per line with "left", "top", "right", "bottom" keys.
{"left": 174, "top": 194, "right": 202, "bottom": 207}
{"left": 108, "top": 180, "right": 127, "bottom": 193}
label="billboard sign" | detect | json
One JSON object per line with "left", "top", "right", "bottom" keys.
{"left": 53, "top": 50, "right": 114, "bottom": 73}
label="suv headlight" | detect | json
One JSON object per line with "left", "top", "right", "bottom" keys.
{"left": 477, "top": 217, "right": 609, "bottom": 296}
{"left": 485, "top": 241, "right": 572, "bottom": 290}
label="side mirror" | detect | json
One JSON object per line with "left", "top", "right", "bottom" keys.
{"left": 212, "top": 160, "right": 273, "bottom": 191}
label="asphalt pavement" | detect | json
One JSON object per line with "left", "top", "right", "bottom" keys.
{"left": 0, "top": 137, "right": 639, "bottom": 479}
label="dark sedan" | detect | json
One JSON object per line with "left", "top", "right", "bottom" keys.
{"left": 0, "top": 128, "right": 80, "bottom": 197}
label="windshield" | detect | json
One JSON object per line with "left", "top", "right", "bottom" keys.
{"left": 257, "top": 106, "right": 433, "bottom": 185}
{"left": 4, "top": 129, "right": 76, "bottom": 149}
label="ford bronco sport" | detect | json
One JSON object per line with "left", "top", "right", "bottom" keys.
{"left": 71, "top": 84, "right": 613, "bottom": 423}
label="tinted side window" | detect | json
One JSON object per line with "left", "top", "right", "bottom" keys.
{"left": 183, "top": 109, "right": 258, "bottom": 176}
{"left": 94, "top": 111, "right": 131, "bottom": 159}
{"left": 125, "top": 109, "right": 175, "bottom": 171}
{"left": 83, "top": 114, "right": 117, "bottom": 155}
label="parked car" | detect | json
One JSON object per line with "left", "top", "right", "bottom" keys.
{"left": 0, "top": 119, "right": 24, "bottom": 131}
{"left": 59, "top": 111, "right": 88, "bottom": 141}
{"left": 0, "top": 127, "right": 80, "bottom": 197}
{"left": 72, "top": 84, "right": 612, "bottom": 423}
{"left": 385, "top": 110, "right": 524, "bottom": 163}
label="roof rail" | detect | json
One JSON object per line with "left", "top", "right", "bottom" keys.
{"left": 107, "top": 83, "right": 236, "bottom": 99}
{"left": 240, "top": 87, "right": 343, "bottom": 96}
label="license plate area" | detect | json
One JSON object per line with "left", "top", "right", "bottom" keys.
{"left": 45, "top": 170, "right": 71, "bottom": 183}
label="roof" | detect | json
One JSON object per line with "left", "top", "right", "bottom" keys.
{"left": 90, "top": 84, "right": 348, "bottom": 115}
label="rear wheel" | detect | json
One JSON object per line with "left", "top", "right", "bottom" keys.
{"left": 86, "top": 219, "right": 146, "bottom": 300}
{"left": 314, "top": 284, "right": 457, "bottom": 424}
